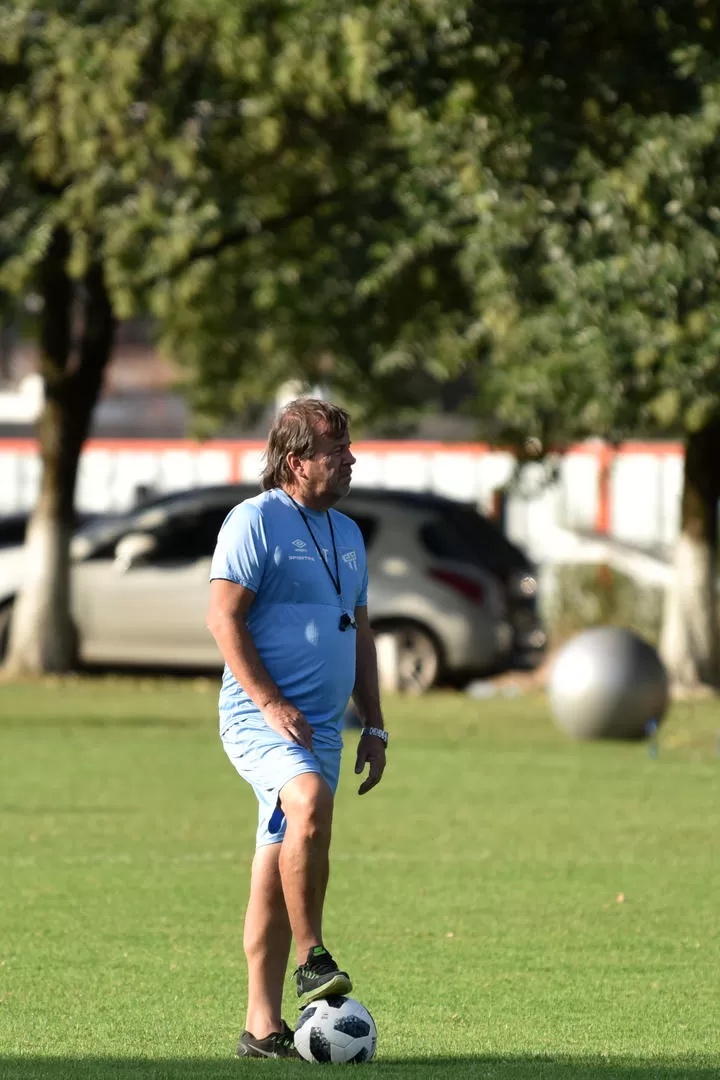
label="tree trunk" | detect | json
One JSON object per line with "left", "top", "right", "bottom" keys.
{"left": 659, "top": 420, "right": 720, "bottom": 692}
{"left": 2, "top": 231, "right": 116, "bottom": 676}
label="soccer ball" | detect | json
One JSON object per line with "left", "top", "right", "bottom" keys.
{"left": 294, "top": 995, "right": 377, "bottom": 1064}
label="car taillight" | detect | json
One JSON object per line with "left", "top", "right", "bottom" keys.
{"left": 429, "top": 569, "right": 485, "bottom": 604}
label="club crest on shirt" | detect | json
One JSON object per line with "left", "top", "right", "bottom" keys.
{"left": 342, "top": 550, "right": 358, "bottom": 572}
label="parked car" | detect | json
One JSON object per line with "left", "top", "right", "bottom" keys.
{"left": 340, "top": 488, "right": 546, "bottom": 671}
{"left": 0, "top": 484, "right": 544, "bottom": 691}
{"left": 0, "top": 510, "right": 104, "bottom": 550}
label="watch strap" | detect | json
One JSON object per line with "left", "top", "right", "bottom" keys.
{"left": 361, "top": 726, "right": 388, "bottom": 746}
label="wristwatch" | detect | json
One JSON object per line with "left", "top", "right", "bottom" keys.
{"left": 361, "top": 726, "right": 388, "bottom": 746}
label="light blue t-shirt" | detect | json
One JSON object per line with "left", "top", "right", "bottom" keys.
{"left": 210, "top": 487, "right": 368, "bottom": 747}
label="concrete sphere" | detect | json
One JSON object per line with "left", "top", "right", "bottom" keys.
{"left": 548, "top": 626, "right": 669, "bottom": 740}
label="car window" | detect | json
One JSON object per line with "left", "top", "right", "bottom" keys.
{"left": 0, "top": 512, "right": 102, "bottom": 550}
{"left": 73, "top": 486, "right": 255, "bottom": 553}
{"left": 82, "top": 504, "right": 233, "bottom": 562}
{"left": 420, "top": 506, "right": 530, "bottom": 573}
{"left": 420, "top": 518, "right": 476, "bottom": 562}
{"left": 0, "top": 516, "right": 29, "bottom": 549}
{"left": 446, "top": 507, "right": 530, "bottom": 570}
{"left": 75, "top": 512, "right": 153, "bottom": 558}
{"left": 150, "top": 506, "right": 232, "bottom": 562}
{"left": 341, "top": 512, "right": 378, "bottom": 550}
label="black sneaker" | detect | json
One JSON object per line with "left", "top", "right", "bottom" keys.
{"left": 294, "top": 945, "right": 353, "bottom": 1009}
{"left": 236, "top": 1019, "right": 300, "bottom": 1059}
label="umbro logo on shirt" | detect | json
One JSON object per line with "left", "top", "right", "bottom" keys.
{"left": 289, "top": 538, "right": 314, "bottom": 562}
{"left": 287, "top": 539, "right": 359, "bottom": 570}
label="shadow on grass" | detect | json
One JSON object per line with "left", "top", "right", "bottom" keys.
{"left": 2, "top": 1057, "right": 718, "bottom": 1079}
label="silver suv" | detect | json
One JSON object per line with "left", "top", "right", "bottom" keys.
{"left": 0, "top": 485, "right": 545, "bottom": 692}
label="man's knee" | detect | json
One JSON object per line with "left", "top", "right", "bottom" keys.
{"left": 280, "top": 772, "right": 333, "bottom": 838}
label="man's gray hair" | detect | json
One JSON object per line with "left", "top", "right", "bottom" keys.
{"left": 261, "top": 398, "right": 351, "bottom": 491}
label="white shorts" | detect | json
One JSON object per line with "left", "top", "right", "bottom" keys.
{"left": 221, "top": 719, "right": 342, "bottom": 848}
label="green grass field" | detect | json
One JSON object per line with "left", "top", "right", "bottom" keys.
{"left": 1, "top": 677, "right": 720, "bottom": 1078}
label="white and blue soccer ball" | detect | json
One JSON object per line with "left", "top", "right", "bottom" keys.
{"left": 294, "top": 995, "right": 377, "bottom": 1064}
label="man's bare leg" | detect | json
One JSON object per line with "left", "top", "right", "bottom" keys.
{"left": 278, "top": 771, "right": 334, "bottom": 961}
{"left": 243, "top": 843, "right": 292, "bottom": 1039}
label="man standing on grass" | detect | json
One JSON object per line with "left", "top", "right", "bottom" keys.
{"left": 206, "top": 398, "right": 387, "bottom": 1060}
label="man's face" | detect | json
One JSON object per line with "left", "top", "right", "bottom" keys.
{"left": 301, "top": 425, "right": 356, "bottom": 503}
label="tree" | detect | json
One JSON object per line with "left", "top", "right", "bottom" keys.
{"left": 351, "top": 2, "right": 720, "bottom": 690}
{"left": 6, "top": 0, "right": 720, "bottom": 689}
{"left": 0, "top": 0, "right": 465, "bottom": 674}
{"left": 474, "top": 5, "right": 720, "bottom": 692}
{"left": 163, "top": 1, "right": 720, "bottom": 690}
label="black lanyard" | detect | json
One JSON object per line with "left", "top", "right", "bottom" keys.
{"left": 287, "top": 494, "right": 342, "bottom": 599}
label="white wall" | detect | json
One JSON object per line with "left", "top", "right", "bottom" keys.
{"left": 609, "top": 450, "right": 682, "bottom": 549}
{"left": 0, "top": 437, "right": 684, "bottom": 557}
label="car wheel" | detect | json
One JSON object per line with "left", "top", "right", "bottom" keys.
{"left": 374, "top": 623, "right": 441, "bottom": 695}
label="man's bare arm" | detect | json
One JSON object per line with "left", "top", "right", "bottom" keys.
{"left": 206, "top": 578, "right": 313, "bottom": 748}
{"left": 352, "top": 606, "right": 386, "bottom": 794}
{"left": 351, "top": 606, "right": 384, "bottom": 729}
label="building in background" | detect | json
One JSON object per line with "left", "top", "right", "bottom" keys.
{"left": 0, "top": 321, "right": 191, "bottom": 439}
{"left": 0, "top": 321, "right": 685, "bottom": 568}
{"left": 0, "top": 321, "right": 484, "bottom": 442}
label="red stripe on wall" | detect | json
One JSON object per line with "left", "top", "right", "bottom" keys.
{"left": 0, "top": 437, "right": 685, "bottom": 456}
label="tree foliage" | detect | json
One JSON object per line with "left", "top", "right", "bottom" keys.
{"left": 352, "top": 2, "right": 720, "bottom": 447}
{"left": 0, "top": 0, "right": 474, "bottom": 433}
{"left": 3, "top": 1, "right": 720, "bottom": 681}
{"left": 4, "top": 3, "right": 720, "bottom": 436}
